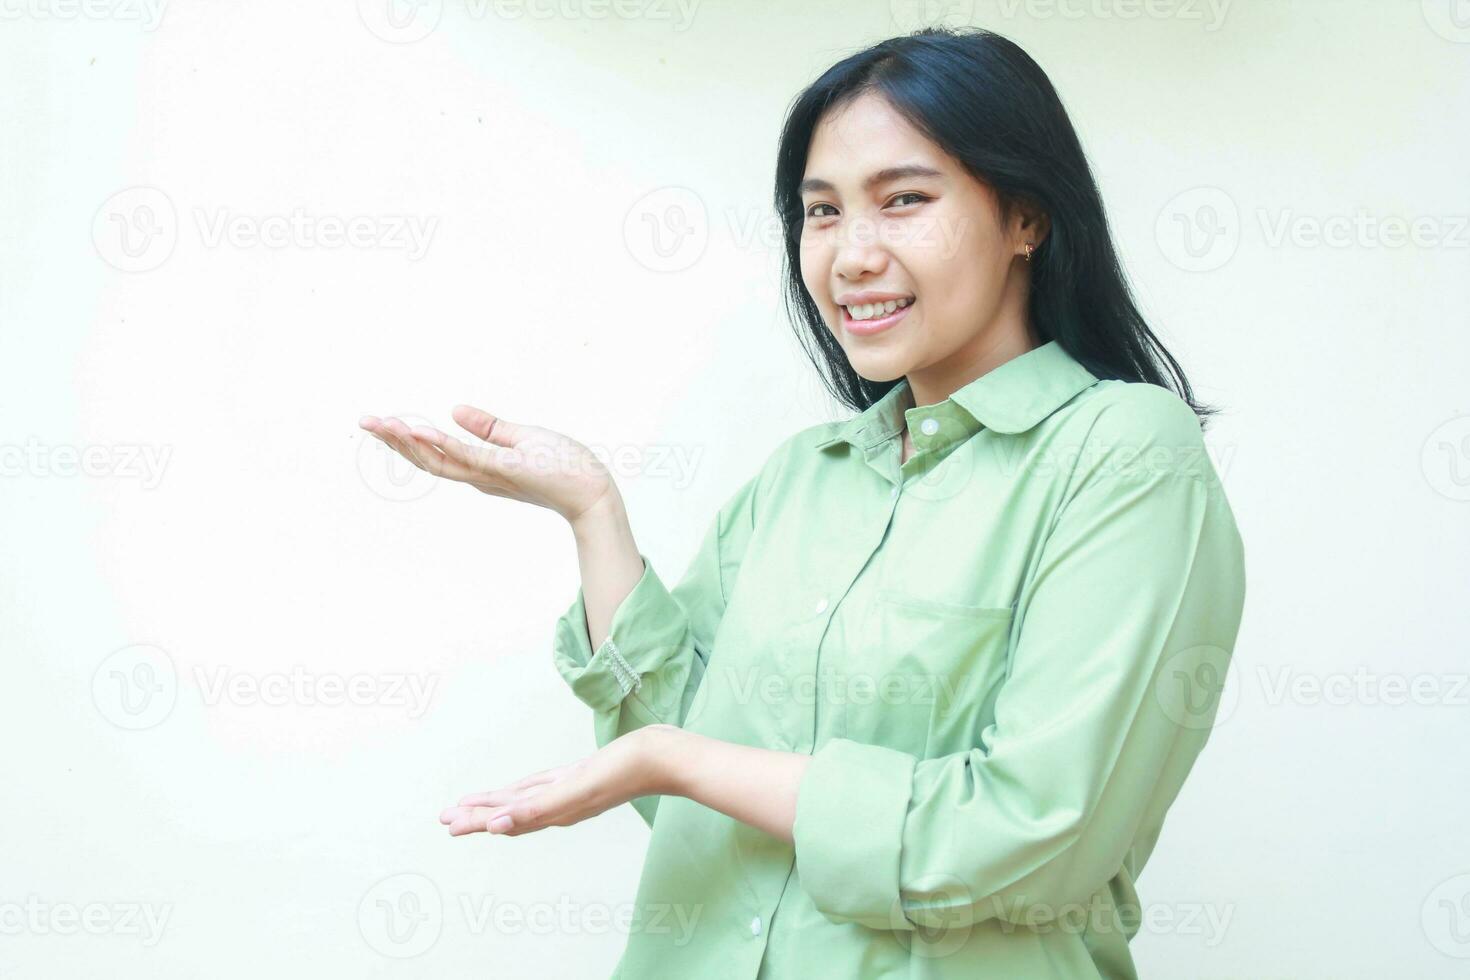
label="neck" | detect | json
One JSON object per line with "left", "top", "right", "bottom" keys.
{"left": 906, "top": 320, "right": 1038, "bottom": 409}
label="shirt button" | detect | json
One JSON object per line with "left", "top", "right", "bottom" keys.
{"left": 920, "top": 417, "right": 939, "bottom": 436}
{"left": 750, "top": 916, "right": 763, "bottom": 936}
{"left": 814, "top": 597, "right": 829, "bottom": 614}
{"left": 890, "top": 485, "right": 900, "bottom": 499}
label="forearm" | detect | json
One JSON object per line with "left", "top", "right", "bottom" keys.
{"left": 657, "top": 728, "right": 811, "bottom": 843}
{"left": 569, "top": 493, "right": 645, "bottom": 654}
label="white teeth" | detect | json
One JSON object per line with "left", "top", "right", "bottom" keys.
{"left": 845, "top": 297, "right": 912, "bottom": 320}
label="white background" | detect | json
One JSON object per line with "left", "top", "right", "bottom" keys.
{"left": 2, "top": 1, "right": 1467, "bottom": 976}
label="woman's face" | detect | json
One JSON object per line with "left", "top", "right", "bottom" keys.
{"left": 798, "top": 91, "right": 1044, "bottom": 393}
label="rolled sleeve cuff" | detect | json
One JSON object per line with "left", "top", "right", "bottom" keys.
{"left": 793, "top": 737, "right": 917, "bottom": 929}
{"left": 552, "top": 554, "right": 690, "bottom": 713}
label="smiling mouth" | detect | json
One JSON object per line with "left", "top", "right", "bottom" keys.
{"left": 840, "top": 296, "right": 914, "bottom": 322}
{"left": 839, "top": 298, "right": 913, "bottom": 336}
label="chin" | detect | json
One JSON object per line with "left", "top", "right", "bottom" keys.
{"left": 843, "top": 348, "right": 911, "bottom": 385}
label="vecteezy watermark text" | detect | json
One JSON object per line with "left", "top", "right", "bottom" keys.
{"left": 92, "top": 187, "right": 438, "bottom": 272}
{"left": 0, "top": 897, "right": 172, "bottom": 947}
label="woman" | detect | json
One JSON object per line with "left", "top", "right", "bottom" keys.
{"left": 360, "top": 26, "right": 1245, "bottom": 980}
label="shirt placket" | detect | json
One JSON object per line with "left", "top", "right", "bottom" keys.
{"left": 798, "top": 429, "right": 907, "bottom": 753}
{"left": 753, "top": 432, "right": 907, "bottom": 980}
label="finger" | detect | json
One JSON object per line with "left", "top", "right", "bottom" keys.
{"left": 452, "top": 405, "right": 526, "bottom": 448}
{"left": 374, "top": 418, "right": 441, "bottom": 469}
{"left": 389, "top": 436, "right": 460, "bottom": 480}
{"left": 402, "top": 432, "right": 484, "bottom": 483}
{"left": 440, "top": 773, "right": 566, "bottom": 834}
{"left": 366, "top": 425, "right": 434, "bottom": 473}
{"left": 456, "top": 771, "right": 559, "bottom": 808}
{"left": 493, "top": 777, "right": 592, "bottom": 836}
{"left": 442, "top": 804, "right": 508, "bottom": 836}
{"left": 377, "top": 419, "right": 482, "bottom": 482}
{"left": 410, "top": 426, "right": 503, "bottom": 469}
{"left": 438, "top": 804, "right": 473, "bottom": 827}
{"left": 420, "top": 429, "right": 524, "bottom": 484}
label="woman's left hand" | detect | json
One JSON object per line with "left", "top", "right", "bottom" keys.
{"left": 439, "top": 725, "right": 682, "bottom": 837}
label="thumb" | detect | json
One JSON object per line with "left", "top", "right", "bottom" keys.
{"left": 452, "top": 404, "right": 526, "bottom": 447}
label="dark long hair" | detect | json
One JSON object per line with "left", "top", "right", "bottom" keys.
{"left": 773, "top": 27, "right": 1215, "bottom": 428}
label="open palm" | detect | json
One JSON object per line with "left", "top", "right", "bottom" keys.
{"left": 358, "top": 404, "right": 614, "bottom": 524}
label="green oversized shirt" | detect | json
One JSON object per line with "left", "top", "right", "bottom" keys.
{"left": 553, "top": 340, "right": 1246, "bottom": 979}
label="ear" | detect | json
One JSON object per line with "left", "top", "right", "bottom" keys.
{"left": 1010, "top": 198, "right": 1051, "bottom": 251}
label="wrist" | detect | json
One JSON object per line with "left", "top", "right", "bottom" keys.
{"left": 569, "top": 490, "right": 627, "bottom": 542}
{"left": 641, "top": 724, "right": 698, "bottom": 798}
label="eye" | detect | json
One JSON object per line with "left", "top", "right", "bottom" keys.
{"left": 887, "top": 192, "right": 928, "bottom": 208}
{"left": 805, "top": 202, "right": 838, "bottom": 219}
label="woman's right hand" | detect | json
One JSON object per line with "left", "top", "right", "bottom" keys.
{"left": 358, "top": 405, "right": 619, "bottom": 527}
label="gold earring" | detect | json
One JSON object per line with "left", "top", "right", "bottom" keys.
{"left": 1022, "top": 242, "right": 1035, "bottom": 262}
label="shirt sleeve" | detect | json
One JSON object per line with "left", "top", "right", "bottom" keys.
{"left": 552, "top": 469, "right": 762, "bottom": 826}
{"left": 792, "top": 388, "right": 1247, "bottom": 930}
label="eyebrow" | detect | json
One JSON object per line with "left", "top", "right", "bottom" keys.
{"left": 798, "top": 164, "right": 945, "bottom": 196}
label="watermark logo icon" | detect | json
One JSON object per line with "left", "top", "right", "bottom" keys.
{"left": 623, "top": 187, "right": 709, "bottom": 273}
{"left": 1156, "top": 187, "right": 1239, "bottom": 272}
{"left": 92, "top": 644, "right": 178, "bottom": 730}
{"left": 92, "top": 187, "right": 177, "bottom": 272}
{"left": 1154, "top": 644, "right": 1238, "bottom": 730}
{"left": 890, "top": 0, "right": 975, "bottom": 31}
{"left": 889, "top": 872, "right": 974, "bottom": 957}
{"left": 358, "top": 0, "right": 441, "bottom": 42}
{"left": 1423, "top": 873, "right": 1470, "bottom": 957}
{"left": 1423, "top": 0, "right": 1470, "bottom": 42}
{"left": 359, "top": 873, "right": 443, "bottom": 957}
{"left": 1422, "top": 416, "right": 1470, "bottom": 501}
{"left": 357, "top": 413, "right": 441, "bottom": 502}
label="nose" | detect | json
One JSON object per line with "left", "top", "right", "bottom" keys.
{"left": 832, "top": 220, "right": 891, "bottom": 283}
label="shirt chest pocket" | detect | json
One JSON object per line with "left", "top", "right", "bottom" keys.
{"left": 835, "top": 589, "right": 1014, "bottom": 758}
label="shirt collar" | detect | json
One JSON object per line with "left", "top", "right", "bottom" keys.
{"left": 814, "top": 340, "right": 1099, "bottom": 453}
